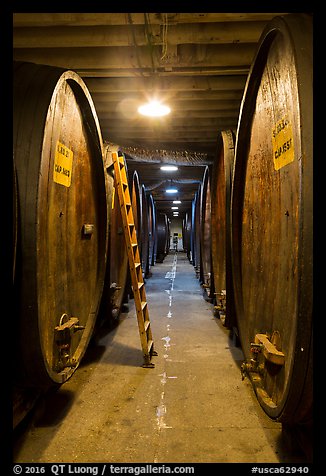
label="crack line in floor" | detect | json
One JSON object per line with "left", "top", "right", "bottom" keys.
{"left": 154, "top": 252, "right": 178, "bottom": 462}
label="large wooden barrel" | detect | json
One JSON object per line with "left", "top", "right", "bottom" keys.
{"left": 190, "top": 196, "right": 197, "bottom": 266}
{"left": 200, "top": 166, "right": 214, "bottom": 299}
{"left": 231, "top": 14, "right": 312, "bottom": 424}
{"left": 13, "top": 61, "right": 108, "bottom": 386}
{"left": 192, "top": 185, "right": 202, "bottom": 278}
{"left": 130, "top": 170, "right": 142, "bottom": 238}
{"left": 99, "top": 142, "right": 129, "bottom": 322}
{"left": 156, "top": 213, "right": 170, "bottom": 262}
{"left": 140, "top": 183, "right": 150, "bottom": 274}
{"left": 182, "top": 210, "right": 192, "bottom": 262}
{"left": 130, "top": 170, "right": 148, "bottom": 278}
{"left": 146, "top": 191, "right": 157, "bottom": 273}
{"left": 128, "top": 170, "right": 154, "bottom": 278}
{"left": 211, "top": 130, "right": 236, "bottom": 328}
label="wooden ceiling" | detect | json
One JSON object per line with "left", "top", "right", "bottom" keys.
{"left": 13, "top": 12, "right": 288, "bottom": 219}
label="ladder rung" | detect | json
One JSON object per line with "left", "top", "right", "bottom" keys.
{"left": 138, "top": 282, "right": 144, "bottom": 289}
{"left": 142, "top": 301, "right": 148, "bottom": 311}
{"left": 135, "top": 262, "right": 141, "bottom": 268}
{"left": 144, "top": 320, "right": 150, "bottom": 331}
{"left": 132, "top": 243, "right": 138, "bottom": 248}
{"left": 147, "top": 340, "right": 154, "bottom": 353}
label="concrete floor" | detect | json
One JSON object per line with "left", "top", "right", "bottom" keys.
{"left": 13, "top": 252, "right": 309, "bottom": 463}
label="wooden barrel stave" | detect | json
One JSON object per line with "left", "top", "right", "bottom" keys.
{"left": 182, "top": 210, "right": 192, "bottom": 262}
{"left": 146, "top": 192, "right": 157, "bottom": 273}
{"left": 140, "top": 184, "right": 150, "bottom": 275}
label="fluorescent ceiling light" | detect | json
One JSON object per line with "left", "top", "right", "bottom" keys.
{"left": 165, "top": 188, "right": 178, "bottom": 194}
{"left": 173, "top": 200, "right": 181, "bottom": 204}
{"left": 171, "top": 206, "right": 179, "bottom": 210}
{"left": 160, "top": 165, "right": 178, "bottom": 171}
{"left": 138, "top": 100, "right": 171, "bottom": 117}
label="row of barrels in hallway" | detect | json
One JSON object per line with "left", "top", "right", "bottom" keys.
{"left": 183, "top": 14, "right": 312, "bottom": 427}
{"left": 13, "top": 61, "right": 171, "bottom": 427}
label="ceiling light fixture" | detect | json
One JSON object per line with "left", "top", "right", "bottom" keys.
{"left": 138, "top": 100, "right": 171, "bottom": 117}
{"left": 172, "top": 200, "right": 181, "bottom": 204}
{"left": 165, "top": 188, "right": 178, "bottom": 194}
{"left": 160, "top": 165, "right": 178, "bottom": 171}
{"left": 171, "top": 206, "right": 179, "bottom": 210}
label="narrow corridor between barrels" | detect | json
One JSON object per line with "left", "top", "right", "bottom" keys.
{"left": 13, "top": 252, "right": 306, "bottom": 463}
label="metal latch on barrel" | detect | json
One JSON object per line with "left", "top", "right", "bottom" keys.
{"left": 82, "top": 223, "right": 94, "bottom": 236}
{"left": 54, "top": 313, "right": 85, "bottom": 371}
{"left": 214, "top": 290, "right": 226, "bottom": 312}
{"left": 241, "top": 332, "right": 285, "bottom": 380}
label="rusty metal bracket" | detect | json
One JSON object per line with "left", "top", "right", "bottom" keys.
{"left": 82, "top": 223, "right": 94, "bottom": 236}
{"left": 110, "top": 282, "right": 122, "bottom": 291}
{"left": 214, "top": 290, "right": 226, "bottom": 312}
{"left": 241, "top": 332, "right": 285, "bottom": 381}
{"left": 241, "top": 359, "right": 264, "bottom": 380}
{"left": 54, "top": 314, "right": 85, "bottom": 370}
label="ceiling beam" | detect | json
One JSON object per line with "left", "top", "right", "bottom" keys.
{"left": 13, "top": 21, "right": 268, "bottom": 49}
{"left": 109, "top": 131, "right": 219, "bottom": 141}
{"left": 99, "top": 116, "right": 236, "bottom": 127}
{"left": 84, "top": 75, "right": 247, "bottom": 92}
{"left": 90, "top": 90, "right": 243, "bottom": 103}
{"left": 13, "top": 13, "right": 287, "bottom": 27}
{"left": 13, "top": 43, "right": 256, "bottom": 70}
{"left": 78, "top": 67, "right": 249, "bottom": 78}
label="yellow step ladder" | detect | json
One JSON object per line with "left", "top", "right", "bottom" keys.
{"left": 112, "top": 151, "right": 157, "bottom": 368}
